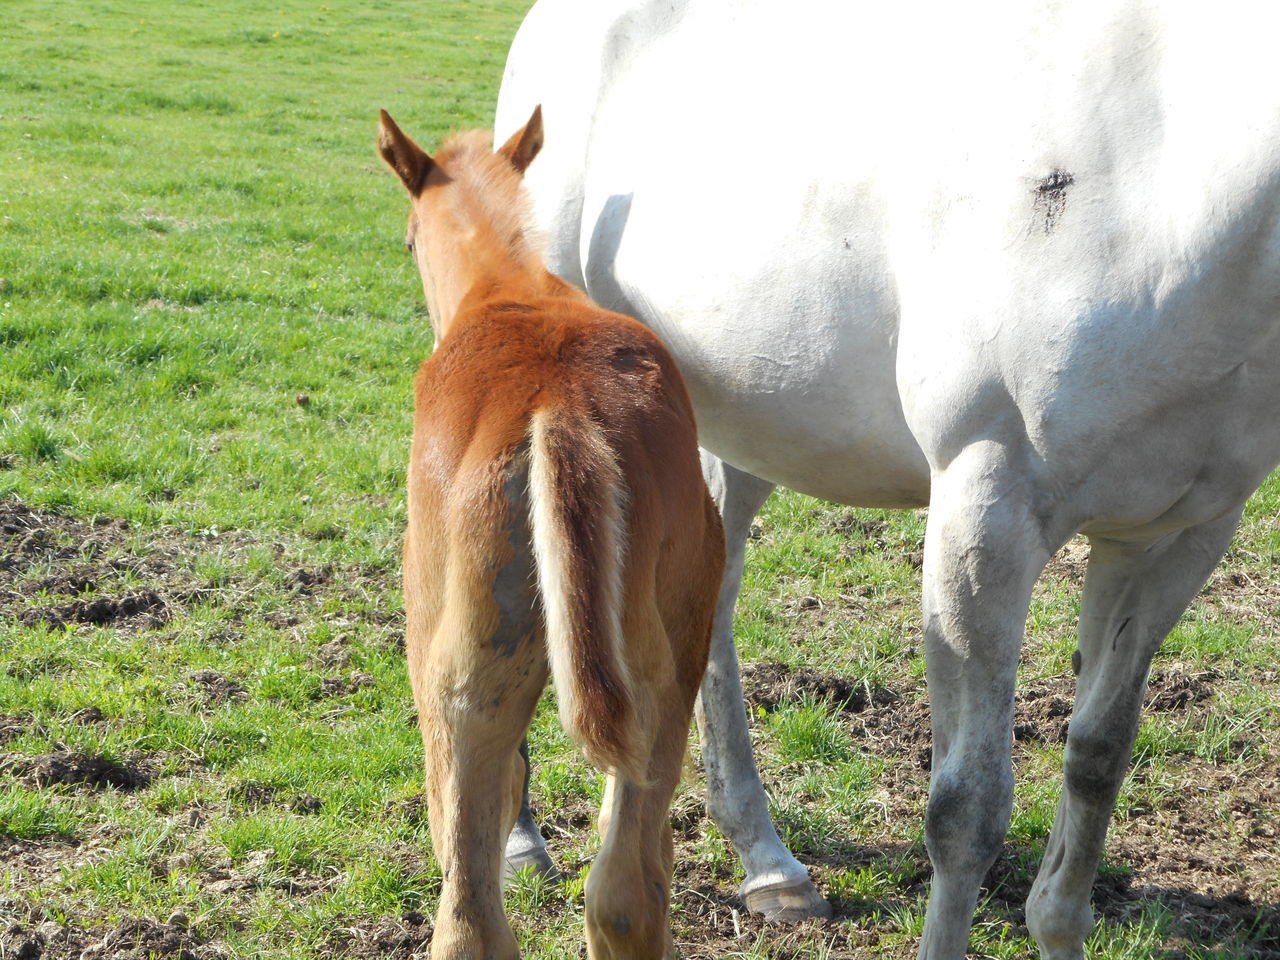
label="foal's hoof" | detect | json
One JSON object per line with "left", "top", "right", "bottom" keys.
{"left": 502, "top": 846, "right": 562, "bottom": 888}
{"left": 740, "top": 876, "right": 832, "bottom": 923}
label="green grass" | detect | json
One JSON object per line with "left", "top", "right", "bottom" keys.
{"left": 2, "top": 1, "right": 1279, "bottom": 958}
{"left": 0, "top": 0, "right": 522, "bottom": 541}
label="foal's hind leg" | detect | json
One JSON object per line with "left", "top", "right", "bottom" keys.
{"left": 585, "top": 691, "right": 690, "bottom": 959}
{"left": 697, "top": 453, "right": 829, "bottom": 921}
{"left": 585, "top": 592, "right": 708, "bottom": 960}
{"left": 413, "top": 621, "right": 547, "bottom": 960}
{"left": 1026, "top": 509, "right": 1243, "bottom": 960}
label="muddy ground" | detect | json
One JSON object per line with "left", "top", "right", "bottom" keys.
{"left": 2, "top": 500, "right": 1278, "bottom": 958}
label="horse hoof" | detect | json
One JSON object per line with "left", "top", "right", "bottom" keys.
{"left": 502, "top": 846, "right": 562, "bottom": 887}
{"left": 740, "top": 877, "right": 832, "bottom": 923}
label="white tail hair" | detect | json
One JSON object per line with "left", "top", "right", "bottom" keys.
{"left": 526, "top": 406, "right": 643, "bottom": 781}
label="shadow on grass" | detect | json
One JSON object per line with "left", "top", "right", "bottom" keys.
{"left": 980, "top": 843, "right": 1280, "bottom": 958}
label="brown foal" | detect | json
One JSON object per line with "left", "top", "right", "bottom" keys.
{"left": 378, "top": 106, "right": 725, "bottom": 959}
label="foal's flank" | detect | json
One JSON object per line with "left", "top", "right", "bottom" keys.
{"left": 379, "top": 106, "right": 724, "bottom": 960}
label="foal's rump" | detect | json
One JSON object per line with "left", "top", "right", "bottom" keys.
{"left": 416, "top": 302, "right": 712, "bottom": 781}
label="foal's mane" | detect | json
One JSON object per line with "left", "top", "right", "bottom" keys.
{"left": 434, "top": 129, "right": 542, "bottom": 267}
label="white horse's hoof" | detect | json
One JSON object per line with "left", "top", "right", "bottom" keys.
{"left": 740, "top": 877, "right": 832, "bottom": 923}
{"left": 502, "top": 846, "right": 562, "bottom": 887}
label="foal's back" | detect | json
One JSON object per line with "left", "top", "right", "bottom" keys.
{"left": 421, "top": 288, "right": 701, "bottom": 478}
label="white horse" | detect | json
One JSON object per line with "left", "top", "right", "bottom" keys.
{"left": 495, "top": 2, "right": 1280, "bottom": 957}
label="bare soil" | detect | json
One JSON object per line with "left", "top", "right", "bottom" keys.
{"left": 322, "top": 912, "right": 435, "bottom": 960}
{"left": 2, "top": 500, "right": 209, "bottom": 631}
{"left": 0, "top": 901, "right": 217, "bottom": 960}
{"left": 0, "top": 500, "right": 385, "bottom": 636}
{"left": 0, "top": 750, "right": 150, "bottom": 791}
{"left": 184, "top": 669, "right": 249, "bottom": 707}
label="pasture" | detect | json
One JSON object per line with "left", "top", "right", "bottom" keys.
{"left": 1, "top": 1, "right": 1277, "bottom": 957}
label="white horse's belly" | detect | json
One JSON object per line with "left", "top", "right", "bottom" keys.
{"left": 680, "top": 366, "right": 931, "bottom": 508}
{"left": 655, "top": 326, "right": 932, "bottom": 507}
{"left": 581, "top": 186, "right": 931, "bottom": 508}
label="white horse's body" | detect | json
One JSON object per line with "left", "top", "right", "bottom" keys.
{"left": 497, "top": 2, "right": 1280, "bottom": 957}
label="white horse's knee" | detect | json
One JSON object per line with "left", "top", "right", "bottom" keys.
{"left": 1062, "top": 727, "right": 1133, "bottom": 809}
{"left": 923, "top": 764, "right": 1012, "bottom": 875}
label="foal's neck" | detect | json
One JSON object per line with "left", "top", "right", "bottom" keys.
{"left": 426, "top": 134, "right": 585, "bottom": 335}
{"left": 434, "top": 223, "right": 568, "bottom": 330}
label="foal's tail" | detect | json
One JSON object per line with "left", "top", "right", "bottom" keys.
{"left": 527, "top": 406, "right": 644, "bottom": 782}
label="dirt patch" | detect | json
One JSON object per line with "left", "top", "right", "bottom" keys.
{"left": 1043, "top": 536, "right": 1090, "bottom": 584}
{"left": 291, "top": 792, "right": 324, "bottom": 814}
{"left": 540, "top": 796, "right": 595, "bottom": 837}
{"left": 2, "top": 750, "right": 150, "bottom": 791}
{"left": 977, "top": 761, "right": 1280, "bottom": 955}
{"left": 823, "top": 511, "right": 923, "bottom": 569}
{"left": 1110, "top": 762, "right": 1280, "bottom": 906}
{"left": 1202, "top": 557, "right": 1280, "bottom": 627}
{"left": 20, "top": 589, "right": 169, "bottom": 630}
{"left": 738, "top": 659, "right": 1278, "bottom": 953}
{"left": 2, "top": 500, "right": 402, "bottom": 643}
{"left": 192, "top": 863, "right": 260, "bottom": 898}
{"left": 746, "top": 660, "right": 1237, "bottom": 767}
{"left": 671, "top": 858, "right": 780, "bottom": 958}
{"left": 1145, "top": 666, "right": 1218, "bottom": 712}
{"left": 0, "top": 502, "right": 132, "bottom": 572}
{"left": 285, "top": 565, "right": 333, "bottom": 594}
{"left": 323, "top": 911, "right": 433, "bottom": 959}
{"left": 1, "top": 500, "right": 188, "bottom": 630}
{"left": 75, "top": 916, "right": 208, "bottom": 960}
{"left": 0, "top": 713, "right": 32, "bottom": 744}
{"left": 228, "top": 779, "right": 280, "bottom": 807}
{"left": 0, "top": 917, "right": 80, "bottom": 960}
{"left": 385, "top": 792, "right": 431, "bottom": 829}
{"left": 227, "top": 780, "right": 323, "bottom": 815}
{"left": 823, "top": 512, "right": 890, "bottom": 540}
{"left": 1013, "top": 679, "right": 1074, "bottom": 746}
{"left": 742, "top": 662, "right": 928, "bottom": 767}
{"left": 318, "top": 672, "right": 377, "bottom": 699}
{"left": 741, "top": 662, "right": 899, "bottom": 716}
{"left": 68, "top": 706, "right": 106, "bottom": 724}
{"left": 315, "top": 638, "right": 351, "bottom": 667}
{"left": 670, "top": 846, "right": 926, "bottom": 959}
{"left": 0, "top": 908, "right": 217, "bottom": 960}
{"left": 0, "top": 499, "right": 353, "bottom": 636}
{"left": 185, "top": 669, "right": 248, "bottom": 706}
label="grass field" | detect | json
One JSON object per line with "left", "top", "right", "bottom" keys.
{"left": 1, "top": 1, "right": 1278, "bottom": 958}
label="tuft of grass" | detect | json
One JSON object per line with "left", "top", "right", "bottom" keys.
{"left": 767, "top": 694, "right": 854, "bottom": 764}
{"left": 0, "top": 786, "right": 80, "bottom": 841}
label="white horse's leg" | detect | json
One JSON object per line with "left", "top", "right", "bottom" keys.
{"left": 1025, "top": 509, "right": 1243, "bottom": 960}
{"left": 504, "top": 738, "right": 559, "bottom": 882}
{"left": 697, "top": 452, "right": 832, "bottom": 921}
{"left": 917, "top": 442, "right": 1054, "bottom": 960}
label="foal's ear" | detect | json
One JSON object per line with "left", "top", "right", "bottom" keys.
{"left": 378, "top": 110, "right": 433, "bottom": 194}
{"left": 496, "top": 104, "right": 544, "bottom": 175}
